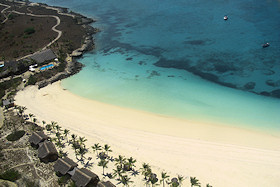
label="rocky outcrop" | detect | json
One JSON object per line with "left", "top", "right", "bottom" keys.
{"left": 38, "top": 61, "right": 83, "bottom": 89}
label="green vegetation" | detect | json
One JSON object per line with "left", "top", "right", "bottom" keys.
{"left": 57, "top": 61, "right": 66, "bottom": 72}
{"left": 0, "top": 77, "right": 22, "bottom": 100}
{"left": 57, "top": 175, "right": 71, "bottom": 185}
{"left": 24, "top": 27, "right": 36, "bottom": 35}
{"left": 6, "top": 130, "right": 25, "bottom": 141}
{"left": 0, "top": 169, "right": 21, "bottom": 182}
{"left": 27, "top": 74, "right": 37, "bottom": 85}
{"left": 8, "top": 14, "right": 15, "bottom": 20}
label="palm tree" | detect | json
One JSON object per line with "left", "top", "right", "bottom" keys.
{"left": 42, "top": 120, "right": 46, "bottom": 129}
{"left": 127, "top": 157, "right": 136, "bottom": 171}
{"left": 140, "top": 163, "right": 152, "bottom": 181}
{"left": 113, "top": 165, "right": 124, "bottom": 180}
{"left": 190, "top": 177, "right": 200, "bottom": 187}
{"left": 177, "top": 175, "right": 184, "bottom": 186}
{"left": 118, "top": 175, "right": 133, "bottom": 187}
{"left": 55, "top": 124, "right": 62, "bottom": 133}
{"left": 71, "top": 134, "right": 77, "bottom": 142}
{"left": 33, "top": 117, "right": 38, "bottom": 124}
{"left": 29, "top": 113, "right": 34, "bottom": 122}
{"left": 103, "top": 144, "right": 112, "bottom": 155}
{"left": 206, "top": 184, "right": 212, "bottom": 187}
{"left": 63, "top": 129, "right": 70, "bottom": 142}
{"left": 115, "top": 155, "right": 126, "bottom": 169}
{"left": 45, "top": 124, "right": 52, "bottom": 133}
{"left": 78, "top": 146, "right": 88, "bottom": 163}
{"left": 160, "top": 172, "right": 169, "bottom": 187}
{"left": 50, "top": 121, "right": 57, "bottom": 132}
{"left": 98, "top": 159, "right": 109, "bottom": 175}
{"left": 18, "top": 106, "right": 25, "bottom": 117}
{"left": 91, "top": 143, "right": 102, "bottom": 156}
{"left": 78, "top": 136, "right": 87, "bottom": 145}
{"left": 71, "top": 141, "right": 80, "bottom": 160}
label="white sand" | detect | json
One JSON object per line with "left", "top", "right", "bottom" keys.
{"left": 15, "top": 82, "right": 280, "bottom": 187}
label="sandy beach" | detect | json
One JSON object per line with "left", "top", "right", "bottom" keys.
{"left": 15, "top": 82, "right": 280, "bottom": 187}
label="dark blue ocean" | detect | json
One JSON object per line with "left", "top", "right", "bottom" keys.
{"left": 35, "top": 0, "right": 280, "bottom": 131}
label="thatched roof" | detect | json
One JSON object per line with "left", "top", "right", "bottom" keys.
{"left": 38, "top": 141, "right": 58, "bottom": 159}
{"left": 29, "top": 131, "right": 48, "bottom": 146}
{"left": 71, "top": 168, "right": 99, "bottom": 187}
{"left": 30, "top": 49, "right": 56, "bottom": 64}
{"left": 2, "top": 99, "right": 14, "bottom": 107}
{"left": 97, "top": 181, "right": 115, "bottom": 187}
{"left": 54, "top": 157, "right": 78, "bottom": 175}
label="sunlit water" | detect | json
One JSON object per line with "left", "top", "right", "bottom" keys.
{"left": 34, "top": 0, "right": 280, "bottom": 131}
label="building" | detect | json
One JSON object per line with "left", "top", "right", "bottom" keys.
{"left": 2, "top": 99, "right": 14, "bottom": 109}
{"left": 30, "top": 49, "right": 56, "bottom": 64}
{"left": 28, "top": 131, "right": 49, "bottom": 148}
{"left": 71, "top": 168, "right": 100, "bottom": 187}
{"left": 38, "top": 140, "right": 58, "bottom": 163}
{"left": 53, "top": 157, "right": 78, "bottom": 176}
{"left": 97, "top": 181, "right": 116, "bottom": 187}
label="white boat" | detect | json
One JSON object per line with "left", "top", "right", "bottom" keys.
{"left": 224, "top": 15, "right": 228, "bottom": 20}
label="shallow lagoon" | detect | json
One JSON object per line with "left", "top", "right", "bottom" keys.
{"left": 34, "top": 0, "right": 280, "bottom": 130}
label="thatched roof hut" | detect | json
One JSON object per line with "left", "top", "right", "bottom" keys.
{"left": 30, "top": 49, "right": 56, "bottom": 64}
{"left": 29, "top": 131, "right": 49, "bottom": 148}
{"left": 97, "top": 181, "right": 116, "bottom": 187}
{"left": 54, "top": 157, "right": 78, "bottom": 176}
{"left": 38, "top": 140, "right": 58, "bottom": 163}
{"left": 71, "top": 168, "right": 99, "bottom": 187}
{"left": 28, "top": 131, "right": 48, "bottom": 148}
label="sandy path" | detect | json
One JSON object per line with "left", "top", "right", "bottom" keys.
{"left": 15, "top": 82, "right": 280, "bottom": 187}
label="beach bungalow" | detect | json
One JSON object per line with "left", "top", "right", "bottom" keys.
{"left": 53, "top": 157, "right": 78, "bottom": 176}
{"left": 38, "top": 140, "right": 58, "bottom": 163}
{"left": 97, "top": 181, "right": 116, "bottom": 187}
{"left": 29, "top": 131, "right": 49, "bottom": 148}
{"left": 71, "top": 168, "right": 100, "bottom": 187}
{"left": 2, "top": 99, "right": 14, "bottom": 109}
{"left": 30, "top": 49, "right": 57, "bottom": 64}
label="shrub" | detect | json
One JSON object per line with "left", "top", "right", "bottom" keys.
{"left": 57, "top": 175, "right": 71, "bottom": 185}
{"left": 27, "top": 75, "right": 37, "bottom": 85}
{"left": 0, "top": 169, "right": 21, "bottom": 182}
{"left": 24, "top": 27, "right": 35, "bottom": 35}
{"left": 57, "top": 62, "right": 66, "bottom": 72}
{"left": 6, "top": 130, "right": 25, "bottom": 141}
{"left": 8, "top": 14, "right": 15, "bottom": 20}
{"left": 0, "top": 78, "right": 22, "bottom": 99}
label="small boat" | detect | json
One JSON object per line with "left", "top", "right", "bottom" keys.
{"left": 224, "top": 15, "right": 228, "bottom": 20}
{"left": 262, "top": 43, "right": 270, "bottom": 48}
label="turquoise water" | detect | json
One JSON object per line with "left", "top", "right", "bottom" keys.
{"left": 34, "top": 0, "right": 280, "bottom": 130}
{"left": 40, "top": 64, "right": 54, "bottom": 70}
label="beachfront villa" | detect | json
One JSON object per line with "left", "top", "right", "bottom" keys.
{"left": 29, "top": 131, "right": 49, "bottom": 148}
{"left": 38, "top": 140, "right": 58, "bottom": 163}
{"left": 71, "top": 168, "right": 100, "bottom": 187}
{"left": 29, "top": 49, "right": 57, "bottom": 64}
{"left": 54, "top": 157, "right": 78, "bottom": 176}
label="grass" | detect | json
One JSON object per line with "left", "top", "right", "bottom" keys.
{"left": 6, "top": 130, "right": 25, "bottom": 141}
{"left": 0, "top": 169, "right": 21, "bottom": 182}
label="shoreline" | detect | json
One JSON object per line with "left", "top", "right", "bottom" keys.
{"left": 14, "top": 82, "right": 280, "bottom": 187}
{"left": 4, "top": 1, "right": 280, "bottom": 186}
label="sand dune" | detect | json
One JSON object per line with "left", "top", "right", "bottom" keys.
{"left": 15, "top": 82, "right": 280, "bottom": 187}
